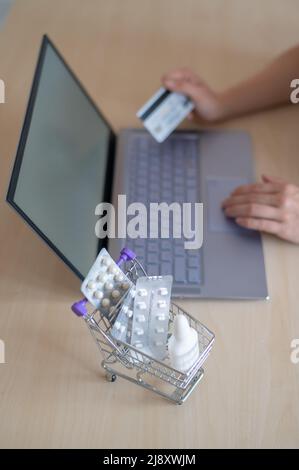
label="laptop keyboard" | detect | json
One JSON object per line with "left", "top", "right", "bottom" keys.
{"left": 125, "top": 132, "right": 202, "bottom": 287}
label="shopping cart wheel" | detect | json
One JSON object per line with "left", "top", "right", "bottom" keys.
{"left": 106, "top": 372, "right": 117, "bottom": 383}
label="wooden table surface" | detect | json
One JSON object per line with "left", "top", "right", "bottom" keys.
{"left": 0, "top": 0, "right": 299, "bottom": 449}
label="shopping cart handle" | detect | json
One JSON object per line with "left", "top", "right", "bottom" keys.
{"left": 71, "top": 298, "right": 88, "bottom": 317}
{"left": 116, "top": 247, "right": 136, "bottom": 266}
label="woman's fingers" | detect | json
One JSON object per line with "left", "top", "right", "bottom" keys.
{"left": 222, "top": 192, "right": 281, "bottom": 209}
{"left": 231, "top": 182, "right": 283, "bottom": 195}
{"left": 163, "top": 79, "right": 202, "bottom": 102}
{"left": 224, "top": 203, "right": 282, "bottom": 221}
{"left": 262, "top": 174, "right": 287, "bottom": 185}
{"left": 222, "top": 176, "right": 299, "bottom": 243}
{"left": 161, "top": 67, "right": 201, "bottom": 85}
{"left": 235, "top": 217, "right": 282, "bottom": 235}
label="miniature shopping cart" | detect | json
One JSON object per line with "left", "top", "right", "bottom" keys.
{"left": 71, "top": 248, "right": 215, "bottom": 405}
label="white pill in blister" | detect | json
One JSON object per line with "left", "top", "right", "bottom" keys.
{"left": 156, "top": 314, "right": 166, "bottom": 321}
{"left": 111, "top": 289, "right": 120, "bottom": 299}
{"left": 94, "top": 290, "right": 104, "bottom": 300}
{"left": 137, "top": 288, "right": 147, "bottom": 297}
{"left": 105, "top": 281, "right": 113, "bottom": 290}
{"left": 115, "top": 321, "right": 121, "bottom": 330}
{"left": 108, "top": 265, "right": 117, "bottom": 274}
{"left": 121, "top": 282, "right": 130, "bottom": 290}
{"left": 97, "top": 273, "right": 106, "bottom": 282}
{"left": 120, "top": 325, "right": 126, "bottom": 334}
{"left": 135, "top": 328, "right": 144, "bottom": 336}
{"left": 114, "top": 273, "right": 124, "bottom": 282}
{"left": 155, "top": 327, "right": 165, "bottom": 334}
{"left": 101, "top": 256, "right": 111, "bottom": 266}
{"left": 137, "top": 301, "right": 146, "bottom": 310}
{"left": 134, "top": 342, "right": 143, "bottom": 348}
{"left": 122, "top": 305, "right": 129, "bottom": 314}
{"left": 157, "top": 300, "right": 167, "bottom": 308}
{"left": 137, "top": 314, "right": 146, "bottom": 322}
{"left": 131, "top": 289, "right": 136, "bottom": 299}
{"left": 87, "top": 280, "right": 96, "bottom": 290}
{"left": 126, "top": 309, "right": 133, "bottom": 318}
{"left": 158, "top": 287, "right": 168, "bottom": 296}
{"left": 101, "top": 298, "right": 110, "bottom": 308}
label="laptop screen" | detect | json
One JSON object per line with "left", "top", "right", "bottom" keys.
{"left": 7, "top": 36, "right": 115, "bottom": 279}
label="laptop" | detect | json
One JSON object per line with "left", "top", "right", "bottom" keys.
{"left": 6, "top": 35, "right": 268, "bottom": 299}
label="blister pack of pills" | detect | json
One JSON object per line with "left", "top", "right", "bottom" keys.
{"left": 81, "top": 248, "right": 133, "bottom": 313}
{"left": 110, "top": 286, "right": 136, "bottom": 343}
{"left": 130, "top": 275, "right": 173, "bottom": 360}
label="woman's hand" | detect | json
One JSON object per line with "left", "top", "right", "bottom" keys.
{"left": 222, "top": 175, "right": 299, "bottom": 244}
{"left": 161, "top": 68, "right": 225, "bottom": 122}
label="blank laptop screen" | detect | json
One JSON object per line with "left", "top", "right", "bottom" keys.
{"left": 7, "top": 37, "right": 115, "bottom": 278}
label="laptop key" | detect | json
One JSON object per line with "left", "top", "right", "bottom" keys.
{"left": 147, "top": 241, "right": 158, "bottom": 252}
{"left": 146, "top": 264, "right": 158, "bottom": 276}
{"left": 161, "top": 241, "right": 172, "bottom": 251}
{"left": 186, "top": 189, "right": 197, "bottom": 202}
{"left": 188, "top": 268, "right": 200, "bottom": 284}
{"left": 187, "top": 255, "right": 201, "bottom": 268}
{"left": 161, "top": 253, "right": 171, "bottom": 263}
{"left": 174, "top": 259, "right": 186, "bottom": 282}
{"left": 161, "top": 262, "right": 172, "bottom": 275}
{"left": 147, "top": 253, "right": 159, "bottom": 264}
{"left": 174, "top": 246, "right": 185, "bottom": 257}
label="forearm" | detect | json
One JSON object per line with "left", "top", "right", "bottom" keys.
{"left": 217, "top": 45, "right": 299, "bottom": 120}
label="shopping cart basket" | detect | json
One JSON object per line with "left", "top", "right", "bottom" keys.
{"left": 71, "top": 247, "right": 215, "bottom": 404}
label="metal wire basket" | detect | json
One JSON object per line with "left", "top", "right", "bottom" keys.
{"left": 72, "top": 248, "right": 215, "bottom": 405}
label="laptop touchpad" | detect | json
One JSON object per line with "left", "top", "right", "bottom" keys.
{"left": 207, "top": 178, "right": 249, "bottom": 233}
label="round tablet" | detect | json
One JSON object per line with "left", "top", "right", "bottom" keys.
{"left": 137, "top": 288, "right": 147, "bottom": 297}
{"left": 131, "top": 289, "right": 136, "bottom": 299}
{"left": 101, "top": 298, "right": 110, "bottom": 308}
{"left": 87, "top": 280, "right": 96, "bottom": 290}
{"left": 121, "top": 282, "right": 130, "bottom": 291}
{"left": 97, "top": 273, "right": 106, "bottom": 282}
{"left": 101, "top": 256, "right": 111, "bottom": 266}
{"left": 105, "top": 281, "right": 114, "bottom": 291}
{"left": 122, "top": 305, "right": 129, "bottom": 314}
{"left": 108, "top": 265, "right": 117, "bottom": 274}
{"left": 94, "top": 290, "right": 103, "bottom": 300}
{"left": 111, "top": 289, "right": 120, "bottom": 299}
{"left": 126, "top": 309, "right": 133, "bottom": 318}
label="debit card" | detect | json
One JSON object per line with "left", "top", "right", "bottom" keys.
{"left": 137, "top": 87, "right": 194, "bottom": 143}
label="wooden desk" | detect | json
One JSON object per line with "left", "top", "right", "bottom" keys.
{"left": 0, "top": 0, "right": 299, "bottom": 449}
